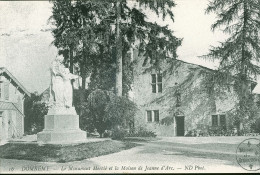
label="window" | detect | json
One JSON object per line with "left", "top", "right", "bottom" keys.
{"left": 212, "top": 114, "right": 227, "bottom": 127}
{"left": 147, "top": 111, "right": 152, "bottom": 122}
{"left": 154, "top": 110, "right": 159, "bottom": 122}
{"left": 220, "top": 115, "right": 226, "bottom": 127}
{"left": 212, "top": 115, "right": 218, "bottom": 126}
{"left": 146, "top": 110, "right": 160, "bottom": 122}
{"left": 151, "top": 74, "right": 162, "bottom": 93}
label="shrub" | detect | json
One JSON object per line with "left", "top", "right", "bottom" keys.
{"left": 185, "top": 129, "right": 202, "bottom": 137}
{"left": 185, "top": 130, "right": 194, "bottom": 137}
{"left": 126, "top": 127, "right": 157, "bottom": 137}
{"left": 103, "top": 130, "right": 112, "bottom": 138}
{"left": 111, "top": 127, "right": 127, "bottom": 140}
{"left": 105, "top": 94, "right": 137, "bottom": 128}
{"left": 251, "top": 118, "right": 260, "bottom": 133}
{"left": 81, "top": 89, "right": 138, "bottom": 137}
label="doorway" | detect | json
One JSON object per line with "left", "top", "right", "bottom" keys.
{"left": 176, "top": 116, "right": 184, "bottom": 136}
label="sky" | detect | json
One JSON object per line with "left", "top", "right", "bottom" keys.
{"left": 0, "top": 0, "right": 259, "bottom": 93}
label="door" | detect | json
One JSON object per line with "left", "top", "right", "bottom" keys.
{"left": 176, "top": 116, "right": 184, "bottom": 136}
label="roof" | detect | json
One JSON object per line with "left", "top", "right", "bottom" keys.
{"left": 0, "top": 101, "right": 16, "bottom": 110}
{"left": 173, "top": 58, "right": 258, "bottom": 91}
{"left": 173, "top": 58, "right": 215, "bottom": 72}
{"left": 0, "top": 67, "right": 30, "bottom": 97}
{"left": 0, "top": 101, "right": 24, "bottom": 116}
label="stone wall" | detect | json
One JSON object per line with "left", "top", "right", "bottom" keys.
{"left": 0, "top": 76, "right": 24, "bottom": 109}
{"left": 132, "top": 51, "right": 238, "bottom": 136}
{"left": 0, "top": 75, "right": 25, "bottom": 138}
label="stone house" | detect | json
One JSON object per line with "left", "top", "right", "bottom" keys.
{"left": 131, "top": 51, "right": 257, "bottom": 136}
{"left": 0, "top": 67, "right": 30, "bottom": 143}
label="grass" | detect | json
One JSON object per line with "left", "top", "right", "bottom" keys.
{"left": 0, "top": 140, "right": 137, "bottom": 163}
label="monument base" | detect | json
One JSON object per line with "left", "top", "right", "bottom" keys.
{"left": 37, "top": 114, "right": 86, "bottom": 144}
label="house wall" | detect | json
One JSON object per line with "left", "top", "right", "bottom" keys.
{"left": 0, "top": 76, "right": 24, "bottom": 108}
{"left": 0, "top": 75, "right": 25, "bottom": 139}
{"left": 132, "top": 52, "right": 238, "bottom": 136}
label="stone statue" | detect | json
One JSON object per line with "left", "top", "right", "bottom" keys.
{"left": 63, "top": 68, "right": 78, "bottom": 108}
{"left": 37, "top": 55, "right": 86, "bottom": 144}
{"left": 48, "top": 55, "right": 78, "bottom": 114}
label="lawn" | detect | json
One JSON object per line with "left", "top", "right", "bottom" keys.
{"left": 0, "top": 140, "right": 137, "bottom": 163}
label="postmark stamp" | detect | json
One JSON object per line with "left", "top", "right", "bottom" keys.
{"left": 236, "top": 138, "right": 260, "bottom": 171}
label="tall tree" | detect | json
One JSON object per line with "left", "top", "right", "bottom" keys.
{"left": 116, "top": 0, "right": 123, "bottom": 96}
{"left": 203, "top": 0, "right": 260, "bottom": 131}
{"left": 50, "top": 0, "right": 79, "bottom": 73}
{"left": 49, "top": 0, "right": 181, "bottom": 133}
{"left": 50, "top": 0, "right": 181, "bottom": 97}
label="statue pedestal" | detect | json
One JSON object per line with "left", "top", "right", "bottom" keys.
{"left": 37, "top": 114, "right": 86, "bottom": 144}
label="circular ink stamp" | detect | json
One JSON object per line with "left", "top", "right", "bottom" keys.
{"left": 236, "top": 138, "right": 260, "bottom": 171}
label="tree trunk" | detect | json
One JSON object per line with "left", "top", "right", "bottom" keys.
{"left": 81, "top": 46, "right": 87, "bottom": 90}
{"left": 115, "top": 0, "right": 123, "bottom": 96}
{"left": 69, "top": 45, "right": 74, "bottom": 73}
{"left": 78, "top": 41, "right": 87, "bottom": 116}
{"left": 81, "top": 19, "right": 87, "bottom": 90}
{"left": 241, "top": 1, "right": 248, "bottom": 97}
{"left": 78, "top": 19, "right": 88, "bottom": 116}
{"left": 69, "top": 45, "right": 75, "bottom": 106}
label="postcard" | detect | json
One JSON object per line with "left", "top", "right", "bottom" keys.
{"left": 0, "top": 0, "right": 260, "bottom": 174}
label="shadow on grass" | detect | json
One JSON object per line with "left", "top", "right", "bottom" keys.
{"left": 0, "top": 140, "right": 138, "bottom": 163}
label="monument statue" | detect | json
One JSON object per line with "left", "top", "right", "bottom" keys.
{"left": 63, "top": 68, "right": 78, "bottom": 107}
{"left": 37, "top": 55, "right": 86, "bottom": 144}
{"left": 48, "top": 55, "right": 78, "bottom": 115}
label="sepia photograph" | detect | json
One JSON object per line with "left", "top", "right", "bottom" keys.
{"left": 0, "top": 0, "right": 260, "bottom": 174}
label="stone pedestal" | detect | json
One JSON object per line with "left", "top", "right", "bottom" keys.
{"left": 37, "top": 114, "right": 86, "bottom": 144}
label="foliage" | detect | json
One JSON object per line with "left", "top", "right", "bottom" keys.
{"left": 83, "top": 89, "right": 111, "bottom": 137}
{"left": 160, "top": 116, "right": 174, "bottom": 126}
{"left": 203, "top": 0, "right": 260, "bottom": 79}
{"left": 49, "top": 0, "right": 182, "bottom": 96}
{"left": 111, "top": 127, "right": 127, "bottom": 140}
{"left": 111, "top": 126, "right": 157, "bottom": 140}
{"left": 126, "top": 127, "right": 157, "bottom": 137}
{"left": 226, "top": 93, "right": 259, "bottom": 132}
{"left": 201, "top": 0, "right": 260, "bottom": 130}
{"left": 105, "top": 93, "right": 137, "bottom": 126}
{"left": 251, "top": 118, "right": 260, "bottom": 133}
{"left": 81, "top": 89, "right": 137, "bottom": 137}
{"left": 73, "top": 89, "right": 92, "bottom": 131}
{"left": 24, "top": 92, "right": 48, "bottom": 135}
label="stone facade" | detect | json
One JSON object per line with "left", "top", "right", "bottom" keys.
{"left": 131, "top": 51, "right": 246, "bottom": 136}
{"left": 0, "top": 67, "right": 30, "bottom": 143}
